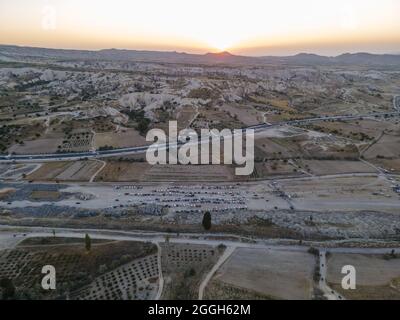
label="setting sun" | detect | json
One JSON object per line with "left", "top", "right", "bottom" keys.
{"left": 206, "top": 36, "right": 237, "bottom": 52}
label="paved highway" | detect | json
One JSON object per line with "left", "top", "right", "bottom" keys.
{"left": 0, "top": 111, "right": 398, "bottom": 163}
{"left": 2, "top": 225, "right": 399, "bottom": 254}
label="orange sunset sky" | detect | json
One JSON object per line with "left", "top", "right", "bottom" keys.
{"left": 1, "top": 0, "right": 399, "bottom": 56}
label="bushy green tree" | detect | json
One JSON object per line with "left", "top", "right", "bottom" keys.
{"left": 85, "top": 234, "right": 91, "bottom": 252}
{"left": 202, "top": 212, "right": 212, "bottom": 231}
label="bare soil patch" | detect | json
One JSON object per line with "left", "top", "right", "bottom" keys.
{"left": 364, "top": 134, "right": 400, "bottom": 159}
{"left": 94, "top": 128, "right": 147, "bottom": 149}
{"left": 8, "top": 138, "right": 63, "bottom": 154}
{"left": 30, "top": 190, "right": 61, "bottom": 200}
{"left": 302, "top": 160, "right": 375, "bottom": 176}
{"left": 213, "top": 248, "right": 315, "bottom": 300}
{"left": 327, "top": 253, "right": 400, "bottom": 300}
{"left": 95, "top": 162, "right": 150, "bottom": 182}
{"left": 27, "top": 161, "right": 102, "bottom": 182}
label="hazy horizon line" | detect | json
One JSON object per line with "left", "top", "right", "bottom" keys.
{"left": 1, "top": 43, "right": 400, "bottom": 58}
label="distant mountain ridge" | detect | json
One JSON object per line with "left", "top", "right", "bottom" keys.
{"left": 1, "top": 44, "right": 400, "bottom": 66}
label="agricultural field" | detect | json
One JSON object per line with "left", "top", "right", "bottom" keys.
{"left": 27, "top": 161, "right": 103, "bottom": 182}
{"left": 93, "top": 162, "right": 235, "bottom": 182}
{"left": 300, "top": 160, "right": 375, "bottom": 176}
{"left": 302, "top": 119, "right": 397, "bottom": 143}
{"left": 94, "top": 161, "right": 150, "bottom": 182}
{"left": 253, "top": 161, "right": 302, "bottom": 178}
{"left": 326, "top": 253, "right": 400, "bottom": 300}
{"left": 0, "top": 163, "right": 39, "bottom": 180}
{"left": 220, "top": 103, "right": 264, "bottom": 126}
{"left": 206, "top": 248, "right": 316, "bottom": 300}
{"left": 93, "top": 128, "right": 147, "bottom": 149}
{"left": 204, "top": 281, "right": 273, "bottom": 300}
{"left": 73, "top": 254, "right": 159, "bottom": 300}
{"left": 175, "top": 105, "right": 198, "bottom": 130}
{"left": 8, "top": 137, "right": 63, "bottom": 155}
{"left": 363, "top": 134, "right": 400, "bottom": 160}
{"left": 143, "top": 164, "right": 235, "bottom": 182}
{"left": 371, "top": 158, "right": 400, "bottom": 174}
{"left": 160, "top": 243, "right": 221, "bottom": 300}
{"left": 0, "top": 237, "right": 157, "bottom": 300}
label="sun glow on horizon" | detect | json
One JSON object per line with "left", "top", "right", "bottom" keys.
{"left": 206, "top": 36, "right": 237, "bottom": 53}
{"left": 0, "top": 0, "right": 399, "bottom": 55}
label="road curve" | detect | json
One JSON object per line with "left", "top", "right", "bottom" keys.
{"left": 154, "top": 242, "right": 164, "bottom": 300}
{"left": 89, "top": 159, "right": 106, "bottom": 183}
{"left": 198, "top": 246, "right": 236, "bottom": 300}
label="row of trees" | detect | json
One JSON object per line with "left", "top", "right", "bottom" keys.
{"left": 2, "top": 216, "right": 215, "bottom": 300}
